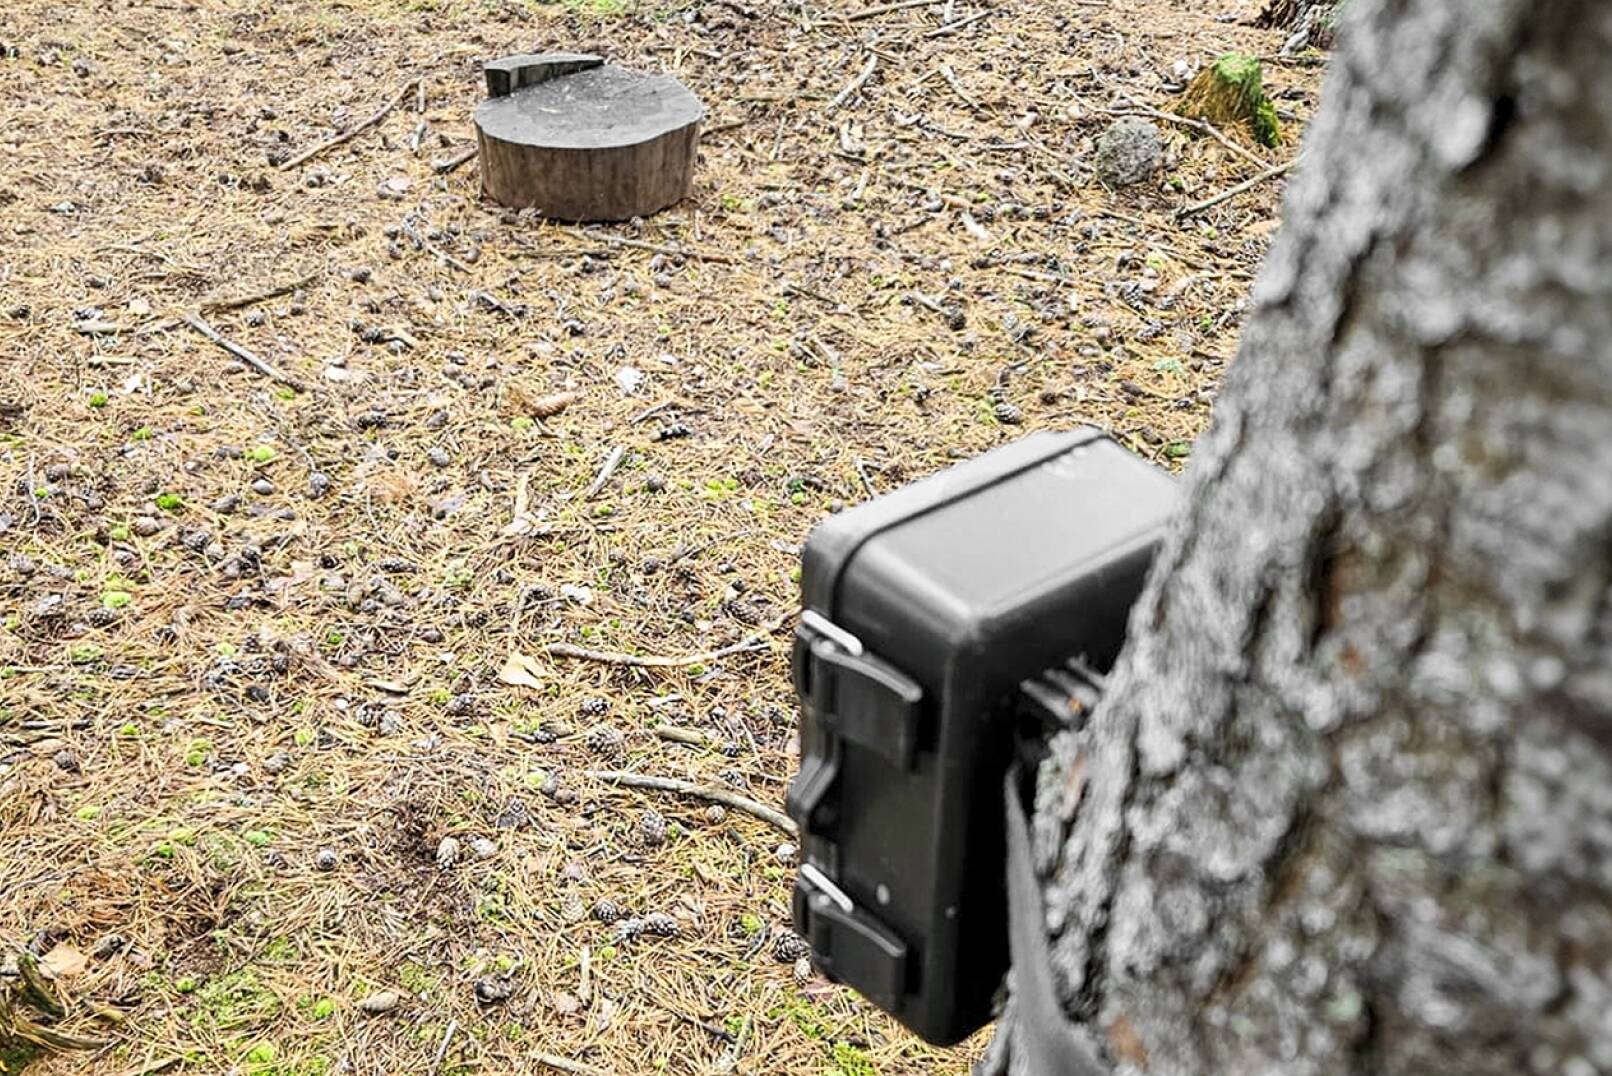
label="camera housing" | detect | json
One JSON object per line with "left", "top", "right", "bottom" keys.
{"left": 787, "top": 428, "right": 1177, "bottom": 1044}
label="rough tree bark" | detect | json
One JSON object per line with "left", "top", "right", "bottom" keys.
{"left": 1000, "top": 1, "right": 1612, "bottom": 1073}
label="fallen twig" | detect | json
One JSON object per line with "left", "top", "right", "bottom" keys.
{"left": 113, "top": 1058, "right": 182, "bottom": 1076}
{"left": 546, "top": 614, "right": 789, "bottom": 668}
{"left": 586, "top": 770, "right": 798, "bottom": 838}
{"left": 845, "top": 0, "right": 943, "bottom": 20}
{"left": 534, "top": 1054, "right": 616, "bottom": 1076}
{"left": 829, "top": 55, "right": 879, "bottom": 110}
{"left": 200, "top": 275, "right": 316, "bottom": 313}
{"left": 581, "top": 445, "right": 627, "bottom": 501}
{"left": 428, "top": 1018, "right": 457, "bottom": 1076}
{"left": 715, "top": 1011, "right": 754, "bottom": 1073}
{"left": 1177, "top": 157, "right": 1299, "bottom": 219}
{"left": 280, "top": 78, "right": 420, "bottom": 170}
{"left": 558, "top": 229, "right": 735, "bottom": 265}
{"left": 924, "top": 9, "right": 990, "bottom": 36}
{"left": 432, "top": 145, "right": 478, "bottom": 174}
{"left": 187, "top": 313, "right": 303, "bottom": 390}
{"left": 854, "top": 457, "right": 879, "bottom": 498}
{"left": 938, "top": 63, "right": 979, "bottom": 110}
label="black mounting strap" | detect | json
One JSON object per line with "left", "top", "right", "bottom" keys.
{"left": 1002, "top": 770, "right": 1107, "bottom": 1076}
{"left": 1000, "top": 658, "right": 1108, "bottom": 1075}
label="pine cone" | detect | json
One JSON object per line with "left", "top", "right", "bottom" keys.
{"left": 585, "top": 724, "right": 625, "bottom": 758}
{"left": 638, "top": 809, "right": 668, "bottom": 847}
{"left": 773, "top": 930, "right": 811, "bottom": 963}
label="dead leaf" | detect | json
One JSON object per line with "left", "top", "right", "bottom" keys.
{"left": 498, "top": 652, "right": 545, "bottom": 690}
{"left": 41, "top": 944, "right": 87, "bottom": 979}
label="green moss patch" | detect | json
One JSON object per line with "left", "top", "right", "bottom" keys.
{"left": 1178, "top": 52, "right": 1282, "bottom": 148}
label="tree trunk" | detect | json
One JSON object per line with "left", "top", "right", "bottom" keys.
{"left": 1002, "top": 1, "right": 1612, "bottom": 1073}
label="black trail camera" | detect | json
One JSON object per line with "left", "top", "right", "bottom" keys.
{"left": 787, "top": 428, "right": 1177, "bottom": 1045}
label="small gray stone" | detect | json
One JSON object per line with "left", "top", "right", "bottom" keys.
{"left": 92, "top": 933, "right": 127, "bottom": 959}
{"left": 427, "top": 446, "right": 451, "bottom": 468}
{"left": 470, "top": 837, "right": 498, "bottom": 859}
{"left": 1094, "top": 117, "right": 1163, "bottom": 188}
{"left": 132, "top": 515, "right": 161, "bottom": 537}
{"left": 307, "top": 472, "right": 332, "bottom": 499}
{"left": 436, "top": 835, "right": 461, "bottom": 868}
{"left": 315, "top": 848, "right": 339, "bottom": 871}
{"left": 53, "top": 749, "right": 79, "bottom": 773}
{"left": 263, "top": 750, "right": 293, "bottom": 774}
{"left": 251, "top": 478, "right": 274, "bottom": 496}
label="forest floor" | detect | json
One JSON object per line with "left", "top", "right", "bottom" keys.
{"left": 0, "top": 0, "right": 1317, "bottom": 1071}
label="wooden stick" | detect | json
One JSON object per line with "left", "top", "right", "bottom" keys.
{"left": 535, "top": 1054, "right": 616, "bottom": 1076}
{"left": 200, "top": 275, "right": 316, "bottom": 313}
{"left": 829, "top": 55, "right": 879, "bottom": 110}
{"left": 582, "top": 444, "right": 627, "bottom": 501}
{"left": 184, "top": 314, "right": 303, "bottom": 391}
{"left": 432, "top": 145, "right": 478, "bottom": 175}
{"left": 924, "top": 9, "right": 990, "bottom": 36}
{"left": 654, "top": 725, "right": 708, "bottom": 746}
{"left": 558, "top": 229, "right": 735, "bottom": 265}
{"left": 585, "top": 770, "right": 798, "bottom": 838}
{"left": 280, "top": 79, "right": 420, "bottom": 170}
{"left": 1176, "top": 158, "right": 1299, "bottom": 219}
{"left": 845, "top": 0, "right": 943, "bottom": 20}
{"left": 428, "top": 1018, "right": 457, "bottom": 1076}
{"left": 938, "top": 63, "right": 979, "bottom": 110}
{"left": 546, "top": 615, "right": 789, "bottom": 668}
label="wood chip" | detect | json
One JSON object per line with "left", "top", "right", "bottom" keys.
{"left": 41, "top": 943, "right": 87, "bottom": 978}
{"left": 499, "top": 652, "right": 545, "bottom": 690}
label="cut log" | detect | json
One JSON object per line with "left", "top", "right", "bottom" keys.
{"left": 473, "top": 53, "right": 704, "bottom": 222}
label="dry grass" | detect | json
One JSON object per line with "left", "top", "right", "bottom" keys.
{"left": 0, "top": 0, "right": 1316, "bottom": 1071}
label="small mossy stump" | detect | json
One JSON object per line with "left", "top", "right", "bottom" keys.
{"left": 474, "top": 53, "right": 704, "bottom": 221}
{"left": 1177, "top": 53, "right": 1282, "bottom": 149}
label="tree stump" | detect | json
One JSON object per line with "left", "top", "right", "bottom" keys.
{"left": 1177, "top": 53, "right": 1282, "bottom": 148}
{"left": 473, "top": 53, "right": 704, "bottom": 221}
